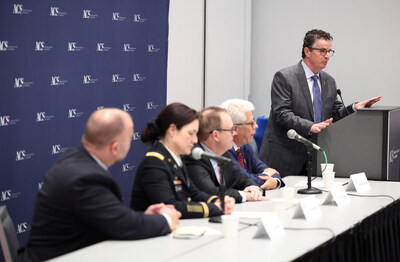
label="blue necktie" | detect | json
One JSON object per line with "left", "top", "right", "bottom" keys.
{"left": 311, "top": 75, "right": 322, "bottom": 123}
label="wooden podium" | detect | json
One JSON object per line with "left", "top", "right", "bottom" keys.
{"left": 313, "top": 106, "right": 400, "bottom": 181}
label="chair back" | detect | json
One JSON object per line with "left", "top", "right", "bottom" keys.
{"left": 0, "top": 205, "right": 20, "bottom": 262}
{"left": 253, "top": 116, "right": 269, "bottom": 152}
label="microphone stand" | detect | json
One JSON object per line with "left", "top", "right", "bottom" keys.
{"left": 208, "top": 160, "right": 227, "bottom": 223}
{"left": 298, "top": 144, "right": 322, "bottom": 194}
{"left": 337, "top": 89, "right": 350, "bottom": 116}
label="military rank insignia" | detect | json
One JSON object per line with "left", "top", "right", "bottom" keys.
{"left": 173, "top": 176, "right": 183, "bottom": 192}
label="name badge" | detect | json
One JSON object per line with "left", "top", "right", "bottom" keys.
{"left": 293, "top": 196, "right": 322, "bottom": 220}
{"left": 175, "top": 185, "right": 183, "bottom": 192}
{"left": 253, "top": 212, "right": 284, "bottom": 240}
{"left": 346, "top": 172, "right": 371, "bottom": 193}
{"left": 323, "top": 184, "right": 351, "bottom": 207}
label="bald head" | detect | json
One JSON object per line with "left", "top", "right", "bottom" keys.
{"left": 82, "top": 108, "right": 133, "bottom": 149}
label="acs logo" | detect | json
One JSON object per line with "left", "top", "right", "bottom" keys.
{"left": 13, "top": 4, "right": 23, "bottom": 14}
{"left": 36, "top": 112, "right": 46, "bottom": 122}
{"left": 16, "top": 150, "right": 26, "bottom": 161}
{"left": 1, "top": 190, "right": 11, "bottom": 201}
{"left": 17, "top": 222, "right": 29, "bottom": 234}
{"left": 0, "top": 115, "right": 10, "bottom": 126}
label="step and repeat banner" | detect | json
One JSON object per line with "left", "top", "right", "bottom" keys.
{"left": 0, "top": 0, "right": 169, "bottom": 249}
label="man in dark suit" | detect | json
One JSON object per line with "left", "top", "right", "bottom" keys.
{"left": 220, "top": 99, "right": 285, "bottom": 190}
{"left": 259, "top": 29, "right": 381, "bottom": 176}
{"left": 183, "top": 107, "right": 264, "bottom": 203}
{"left": 23, "top": 108, "right": 181, "bottom": 262}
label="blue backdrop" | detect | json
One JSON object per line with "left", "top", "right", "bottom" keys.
{"left": 0, "top": 0, "right": 169, "bottom": 255}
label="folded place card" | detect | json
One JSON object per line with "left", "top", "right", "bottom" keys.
{"left": 346, "top": 172, "right": 371, "bottom": 193}
{"left": 293, "top": 196, "right": 322, "bottom": 220}
{"left": 253, "top": 212, "right": 284, "bottom": 240}
{"left": 323, "top": 184, "right": 351, "bottom": 207}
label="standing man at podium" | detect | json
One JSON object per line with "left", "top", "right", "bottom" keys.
{"left": 259, "top": 29, "right": 381, "bottom": 176}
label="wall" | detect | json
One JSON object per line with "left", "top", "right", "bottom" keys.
{"left": 167, "top": 0, "right": 252, "bottom": 109}
{"left": 167, "top": 0, "right": 204, "bottom": 110}
{"left": 168, "top": 0, "right": 400, "bottom": 118}
{"left": 204, "top": 0, "right": 252, "bottom": 107}
{"left": 250, "top": 0, "right": 400, "bottom": 118}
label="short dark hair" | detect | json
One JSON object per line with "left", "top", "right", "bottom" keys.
{"left": 302, "top": 29, "right": 333, "bottom": 58}
{"left": 141, "top": 102, "right": 199, "bottom": 143}
{"left": 197, "top": 107, "right": 227, "bottom": 141}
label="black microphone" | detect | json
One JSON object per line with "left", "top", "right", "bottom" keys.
{"left": 192, "top": 146, "right": 228, "bottom": 223}
{"left": 337, "top": 89, "right": 350, "bottom": 116}
{"left": 191, "top": 147, "right": 232, "bottom": 163}
{"left": 287, "top": 129, "right": 323, "bottom": 151}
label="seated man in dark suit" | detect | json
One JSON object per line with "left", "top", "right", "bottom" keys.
{"left": 220, "top": 99, "right": 285, "bottom": 190}
{"left": 23, "top": 108, "right": 181, "bottom": 262}
{"left": 183, "top": 107, "right": 264, "bottom": 203}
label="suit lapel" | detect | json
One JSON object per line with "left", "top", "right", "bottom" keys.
{"left": 295, "top": 62, "right": 314, "bottom": 120}
{"left": 228, "top": 147, "right": 239, "bottom": 161}
{"left": 240, "top": 145, "right": 248, "bottom": 170}
{"left": 196, "top": 144, "right": 219, "bottom": 186}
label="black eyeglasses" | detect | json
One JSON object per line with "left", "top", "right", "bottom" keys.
{"left": 235, "top": 119, "right": 256, "bottom": 128}
{"left": 310, "top": 47, "right": 335, "bottom": 57}
{"left": 210, "top": 128, "right": 235, "bottom": 134}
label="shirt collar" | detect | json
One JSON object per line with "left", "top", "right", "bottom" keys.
{"left": 232, "top": 142, "right": 239, "bottom": 151}
{"left": 89, "top": 152, "right": 108, "bottom": 171}
{"left": 199, "top": 142, "right": 219, "bottom": 167}
{"left": 301, "top": 60, "right": 320, "bottom": 79}
{"left": 161, "top": 142, "right": 182, "bottom": 167}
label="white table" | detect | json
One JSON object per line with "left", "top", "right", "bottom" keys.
{"left": 48, "top": 176, "right": 400, "bottom": 262}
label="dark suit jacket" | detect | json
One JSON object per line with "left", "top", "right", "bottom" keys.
{"left": 131, "top": 142, "right": 222, "bottom": 218}
{"left": 183, "top": 144, "right": 259, "bottom": 203}
{"left": 23, "top": 145, "right": 170, "bottom": 262}
{"left": 226, "top": 144, "right": 284, "bottom": 187}
{"left": 259, "top": 61, "right": 353, "bottom": 176}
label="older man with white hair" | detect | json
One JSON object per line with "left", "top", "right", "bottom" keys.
{"left": 220, "top": 99, "right": 284, "bottom": 190}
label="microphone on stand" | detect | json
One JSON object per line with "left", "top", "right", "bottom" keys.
{"left": 191, "top": 147, "right": 232, "bottom": 162}
{"left": 287, "top": 129, "right": 322, "bottom": 195}
{"left": 287, "top": 129, "right": 323, "bottom": 151}
{"left": 191, "top": 147, "right": 228, "bottom": 223}
{"left": 337, "top": 89, "right": 350, "bottom": 116}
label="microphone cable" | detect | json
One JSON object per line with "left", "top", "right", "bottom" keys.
{"left": 311, "top": 150, "right": 328, "bottom": 181}
{"left": 284, "top": 226, "right": 336, "bottom": 239}
{"left": 345, "top": 192, "right": 396, "bottom": 202}
{"left": 312, "top": 186, "right": 396, "bottom": 202}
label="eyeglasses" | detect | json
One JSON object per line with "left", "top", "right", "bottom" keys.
{"left": 310, "top": 47, "right": 335, "bottom": 57}
{"left": 210, "top": 128, "right": 235, "bottom": 134}
{"left": 235, "top": 119, "right": 256, "bottom": 128}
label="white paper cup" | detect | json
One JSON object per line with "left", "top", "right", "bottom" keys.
{"left": 221, "top": 215, "right": 239, "bottom": 238}
{"left": 321, "top": 163, "right": 334, "bottom": 173}
{"left": 280, "top": 187, "right": 295, "bottom": 203}
{"left": 322, "top": 171, "right": 335, "bottom": 188}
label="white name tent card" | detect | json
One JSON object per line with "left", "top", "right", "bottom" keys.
{"left": 293, "top": 196, "right": 322, "bottom": 220}
{"left": 323, "top": 184, "right": 351, "bottom": 207}
{"left": 346, "top": 172, "right": 371, "bottom": 193}
{"left": 253, "top": 212, "right": 285, "bottom": 240}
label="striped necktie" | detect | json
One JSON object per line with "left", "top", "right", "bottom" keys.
{"left": 236, "top": 148, "right": 245, "bottom": 169}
